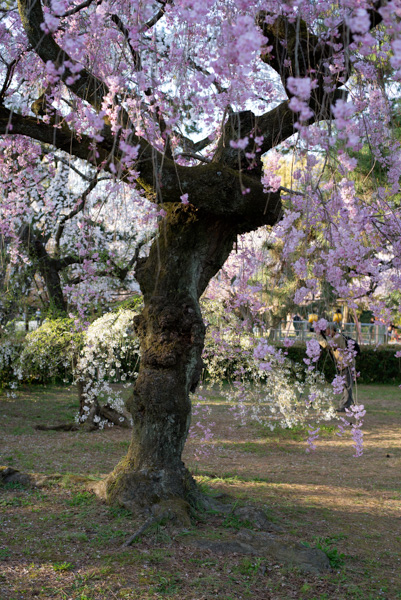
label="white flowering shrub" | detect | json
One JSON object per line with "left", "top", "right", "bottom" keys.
{"left": 19, "top": 318, "right": 83, "bottom": 384}
{"left": 0, "top": 339, "right": 22, "bottom": 396}
{"left": 75, "top": 309, "right": 140, "bottom": 427}
{"left": 2, "top": 310, "right": 140, "bottom": 429}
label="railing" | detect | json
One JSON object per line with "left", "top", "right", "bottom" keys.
{"left": 14, "top": 320, "right": 42, "bottom": 332}
{"left": 14, "top": 319, "right": 399, "bottom": 346}
{"left": 267, "top": 321, "right": 394, "bottom": 345}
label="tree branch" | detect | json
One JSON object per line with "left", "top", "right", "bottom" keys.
{"left": 0, "top": 104, "right": 108, "bottom": 161}
{"left": 257, "top": 5, "right": 383, "bottom": 97}
{"left": 53, "top": 254, "right": 80, "bottom": 270}
{"left": 111, "top": 13, "right": 141, "bottom": 70}
{"left": 176, "top": 151, "right": 211, "bottom": 164}
{"left": 18, "top": 0, "right": 109, "bottom": 112}
{"left": 0, "top": 103, "right": 281, "bottom": 226}
{"left": 213, "top": 5, "right": 383, "bottom": 174}
{"left": 0, "top": 58, "right": 18, "bottom": 103}
{"left": 65, "top": 237, "right": 149, "bottom": 284}
{"left": 57, "top": 0, "right": 100, "bottom": 18}
{"left": 141, "top": 0, "right": 173, "bottom": 32}
{"left": 54, "top": 176, "right": 100, "bottom": 249}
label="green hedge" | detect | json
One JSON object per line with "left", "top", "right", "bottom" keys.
{"left": 282, "top": 344, "right": 401, "bottom": 384}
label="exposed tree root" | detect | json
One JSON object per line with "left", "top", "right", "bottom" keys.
{"left": 99, "top": 403, "right": 132, "bottom": 428}
{"left": 35, "top": 423, "right": 79, "bottom": 431}
{"left": 122, "top": 510, "right": 171, "bottom": 547}
{"left": 34, "top": 403, "right": 132, "bottom": 432}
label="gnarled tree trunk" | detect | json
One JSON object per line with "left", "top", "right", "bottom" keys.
{"left": 96, "top": 205, "right": 238, "bottom": 517}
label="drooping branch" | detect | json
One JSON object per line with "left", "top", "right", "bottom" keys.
{"left": 18, "top": 0, "right": 108, "bottom": 112}
{"left": 17, "top": 0, "right": 136, "bottom": 138}
{"left": 257, "top": 4, "right": 383, "bottom": 98}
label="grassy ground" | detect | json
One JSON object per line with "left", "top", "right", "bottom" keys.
{"left": 0, "top": 383, "right": 400, "bottom": 599}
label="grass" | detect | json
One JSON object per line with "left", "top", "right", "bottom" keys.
{"left": 0, "top": 383, "right": 400, "bottom": 599}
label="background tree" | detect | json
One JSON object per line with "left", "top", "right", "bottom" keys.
{"left": 1, "top": 0, "right": 400, "bottom": 520}
{"left": 1, "top": 145, "right": 154, "bottom": 316}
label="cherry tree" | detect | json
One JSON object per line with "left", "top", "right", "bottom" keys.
{"left": 1, "top": 0, "right": 401, "bottom": 518}
{"left": 0, "top": 145, "right": 154, "bottom": 316}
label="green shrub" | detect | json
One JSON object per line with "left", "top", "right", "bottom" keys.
{"left": 19, "top": 318, "right": 84, "bottom": 384}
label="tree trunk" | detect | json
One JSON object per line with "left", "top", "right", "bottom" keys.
{"left": 19, "top": 225, "right": 67, "bottom": 314}
{"left": 96, "top": 205, "right": 238, "bottom": 518}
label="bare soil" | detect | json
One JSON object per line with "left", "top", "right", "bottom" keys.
{"left": 0, "top": 383, "right": 400, "bottom": 599}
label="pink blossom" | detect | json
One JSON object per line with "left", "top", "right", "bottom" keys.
{"left": 331, "top": 99, "right": 356, "bottom": 129}
{"left": 304, "top": 339, "right": 321, "bottom": 367}
{"left": 287, "top": 77, "right": 313, "bottom": 100}
{"left": 306, "top": 426, "right": 320, "bottom": 453}
{"left": 314, "top": 319, "right": 328, "bottom": 333}
{"left": 347, "top": 9, "right": 371, "bottom": 34}
{"left": 289, "top": 97, "right": 313, "bottom": 122}
{"left": 390, "top": 40, "right": 401, "bottom": 69}
{"left": 230, "top": 137, "right": 249, "bottom": 150}
{"left": 40, "top": 13, "right": 59, "bottom": 33}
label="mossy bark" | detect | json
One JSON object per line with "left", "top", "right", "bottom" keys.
{"left": 99, "top": 205, "right": 238, "bottom": 516}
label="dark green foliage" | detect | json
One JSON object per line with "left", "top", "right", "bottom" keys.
{"left": 283, "top": 344, "right": 401, "bottom": 384}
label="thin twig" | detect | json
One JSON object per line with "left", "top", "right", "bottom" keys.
{"left": 141, "top": 0, "right": 173, "bottom": 32}
{"left": 279, "top": 186, "right": 304, "bottom": 196}
{"left": 0, "top": 58, "right": 17, "bottom": 102}
{"left": 176, "top": 151, "right": 211, "bottom": 164}
{"left": 111, "top": 14, "right": 141, "bottom": 70}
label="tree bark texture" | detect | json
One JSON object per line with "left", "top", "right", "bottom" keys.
{"left": 98, "top": 205, "right": 239, "bottom": 515}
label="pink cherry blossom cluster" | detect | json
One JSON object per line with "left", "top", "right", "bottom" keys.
{"left": 337, "top": 404, "right": 366, "bottom": 458}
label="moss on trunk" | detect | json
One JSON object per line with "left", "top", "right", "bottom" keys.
{"left": 98, "top": 205, "right": 238, "bottom": 516}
